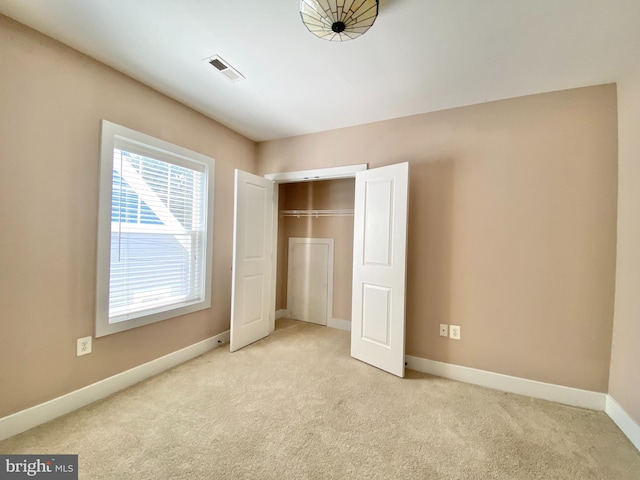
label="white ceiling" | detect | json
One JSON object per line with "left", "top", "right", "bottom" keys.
{"left": 1, "top": 0, "right": 639, "bottom": 142}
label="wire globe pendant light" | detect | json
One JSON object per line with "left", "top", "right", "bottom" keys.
{"left": 300, "top": 0, "right": 379, "bottom": 42}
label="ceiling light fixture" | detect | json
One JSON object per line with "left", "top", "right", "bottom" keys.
{"left": 300, "top": 0, "right": 379, "bottom": 42}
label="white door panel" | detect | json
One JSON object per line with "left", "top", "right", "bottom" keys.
{"left": 363, "top": 179, "right": 394, "bottom": 265}
{"left": 351, "top": 162, "right": 409, "bottom": 377}
{"left": 230, "top": 170, "right": 274, "bottom": 352}
{"left": 287, "top": 238, "right": 333, "bottom": 326}
{"left": 361, "top": 284, "right": 391, "bottom": 345}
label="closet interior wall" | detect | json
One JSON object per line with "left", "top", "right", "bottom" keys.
{"left": 276, "top": 179, "right": 355, "bottom": 323}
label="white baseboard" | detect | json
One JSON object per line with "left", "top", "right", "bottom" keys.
{"left": 0, "top": 330, "right": 230, "bottom": 442}
{"left": 405, "top": 355, "right": 606, "bottom": 411}
{"left": 606, "top": 395, "right": 640, "bottom": 451}
{"left": 327, "top": 318, "right": 351, "bottom": 332}
{"left": 275, "top": 309, "right": 290, "bottom": 320}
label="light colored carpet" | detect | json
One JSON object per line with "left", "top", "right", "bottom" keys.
{"left": 1, "top": 319, "right": 639, "bottom": 479}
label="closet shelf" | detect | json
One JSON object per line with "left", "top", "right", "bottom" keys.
{"left": 280, "top": 209, "right": 354, "bottom": 218}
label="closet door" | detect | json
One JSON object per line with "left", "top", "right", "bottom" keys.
{"left": 351, "top": 162, "right": 409, "bottom": 377}
{"left": 230, "top": 170, "right": 275, "bottom": 352}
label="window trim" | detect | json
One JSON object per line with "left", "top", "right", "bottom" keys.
{"left": 96, "top": 120, "right": 215, "bottom": 337}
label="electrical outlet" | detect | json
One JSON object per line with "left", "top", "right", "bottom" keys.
{"left": 449, "top": 325, "right": 461, "bottom": 340}
{"left": 77, "top": 336, "right": 92, "bottom": 356}
{"left": 439, "top": 324, "right": 449, "bottom": 337}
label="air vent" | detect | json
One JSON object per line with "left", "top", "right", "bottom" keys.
{"left": 209, "top": 58, "right": 227, "bottom": 71}
{"left": 205, "top": 55, "right": 245, "bottom": 83}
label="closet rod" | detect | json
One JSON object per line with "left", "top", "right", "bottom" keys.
{"left": 280, "top": 209, "right": 354, "bottom": 218}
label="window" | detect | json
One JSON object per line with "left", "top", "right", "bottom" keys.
{"left": 96, "top": 121, "right": 215, "bottom": 337}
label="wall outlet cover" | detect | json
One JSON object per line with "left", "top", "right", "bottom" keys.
{"left": 450, "top": 325, "right": 461, "bottom": 340}
{"left": 439, "top": 324, "right": 449, "bottom": 337}
{"left": 77, "top": 336, "right": 92, "bottom": 356}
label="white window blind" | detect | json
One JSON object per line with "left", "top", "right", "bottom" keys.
{"left": 109, "top": 147, "right": 205, "bottom": 322}
{"left": 96, "top": 121, "right": 214, "bottom": 337}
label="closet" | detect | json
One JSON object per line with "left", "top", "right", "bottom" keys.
{"left": 230, "top": 163, "right": 409, "bottom": 377}
{"left": 276, "top": 179, "right": 355, "bottom": 328}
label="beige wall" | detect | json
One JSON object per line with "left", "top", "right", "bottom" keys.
{"left": 0, "top": 16, "right": 256, "bottom": 417}
{"left": 258, "top": 85, "right": 619, "bottom": 392}
{"left": 276, "top": 180, "right": 354, "bottom": 320}
{"left": 609, "top": 69, "right": 640, "bottom": 423}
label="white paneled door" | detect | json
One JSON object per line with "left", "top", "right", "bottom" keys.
{"left": 351, "top": 162, "right": 409, "bottom": 377}
{"left": 230, "top": 170, "right": 275, "bottom": 352}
